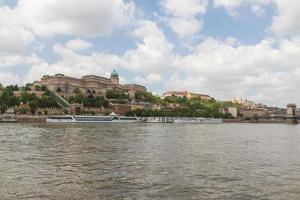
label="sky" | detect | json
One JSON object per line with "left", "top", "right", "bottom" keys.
{"left": 0, "top": 0, "right": 300, "bottom": 107}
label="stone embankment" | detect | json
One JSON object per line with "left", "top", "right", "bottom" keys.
{"left": 224, "top": 119, "right": 299, "bottom": 124}
{"left": 0, "top": 115, "right": 46, "bottom": 123}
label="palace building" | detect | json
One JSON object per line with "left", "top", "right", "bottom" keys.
{"left": 162, "top": 91, "right": 212, "bottom": 101}
{"left": 33, "top": 70, "right": 146, "bottom": 98}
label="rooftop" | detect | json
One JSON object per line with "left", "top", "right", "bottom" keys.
{"left": 111, "top": 69, "right": 119, "bottom": 77}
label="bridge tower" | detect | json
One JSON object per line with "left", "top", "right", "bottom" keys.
{"left": 286, "top": 104, "right": 298, "bottom": 124}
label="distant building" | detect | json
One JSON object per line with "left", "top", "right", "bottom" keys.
{"left": 123, "top": 84, "right": 147, "bottom": 98}
{"left": 232, "top": 98, "right": 266, "bottom": 109}
{"left": 287, "top": 104, "right": 297, "bottom": 116}
{"left": 110, "top": 102, "right": 161, "bottom": 115}
{"left": 240, "top": 108, "right": 268, "bottom": 118}
{"left": 227, "top": 107, "right": 238, "bottom": 118}
{"left": 163, "top": 91, "right": 212, "bottom": 101}
{"left": 33, "top": 70, "right": 146, "bottom": 98}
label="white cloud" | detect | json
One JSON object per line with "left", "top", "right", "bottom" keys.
{"left": 213, "top": 0, "right": 300, "bottom": 37}
{"left": 135, "top": 73, "right": 163, "bottom": 85}
{"left": 251, "top": 5, "right": 266, "bottom": 17}
{"left": 123, "top": 20, "right": 177, "bottom": 74}
{"left": 21, "top": 19, "right": 300, "bottom": 106}
{"left": 169, "top": 36, "right": 300, "bottom": 106}
{"left": 0, "top": 6, "right": 34, "bottom": 53}
{"left": 15, "top": 0, "right": 135, "bottom": 37}
{"left": 161, "top": 0, "right": 208, "bottom": 38}
{"left": 162, "top": 0, "right": 207, "bottom": 17}
{"left": 0, "top": 72, "right": 21, "bottom": 86}
{"left": 24, "top": 21, "right": 177, "bottom": 86}
{"left": 0, "top": 0, "right": 135, "bottom": 55}
{"left": 270, "top": 0, "right": 300, "bottom": 36}
{"left": 214, "top": 0, "right": 242, "bottom": 8}
{"left": 24, "top": 43, "right": 124, "bottom": 83}
{"left": 0, "top": 53, "right": 42, "bottom": 68}
{"left": 169, "top": 17, "right": 203, "bottom": 38}
{"left": 214, "top": 0, "right": 272, "bottom": 16}
{"left": 0, "top": 0, "right": 298, "bottom": 108}
{"left": 65, "top": 38, "right": 92, "bottom": 51}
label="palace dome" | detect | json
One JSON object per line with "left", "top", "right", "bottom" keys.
{"left": 111, "top": 69, "right": 119, "bottom": 77}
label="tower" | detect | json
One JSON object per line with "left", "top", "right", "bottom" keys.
{"left": 286, "top": 104, "right": 298, "bottom": 124}
{"left": 110, "top": 69, "right": 119, "bottom": 84}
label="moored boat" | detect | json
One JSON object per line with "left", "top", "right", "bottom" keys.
{"left": 173, "top": 118, "right": 223, "bottom": 124}
{"left": 146, "top": 117, "right": 174, "bottom": 123}
{"left": 46, "top": 115, "right": 140, "bottom": 123}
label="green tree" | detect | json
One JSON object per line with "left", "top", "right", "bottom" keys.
{"left": 25, "top": 83, "right": 32, "bottom": 91}
{"left": 74, "top": 94, "right": 84, "bottom": 103}
{"left": 19, "top": 108, "right": 28, "bottom": 114}
{"left": 41, "top": 85, "right": 48, "bottom": 91}
{"left": 73, "top": 88, "right": 81, "bottom": 94}
{"left": 20, "top": 92, "right": 38, "bottom": 104}
{"left": 28, "top": 101, "right": 38, "bottom": 114}
{"left": 0, "top": 105, "right": 7, "bottom": 114}
{"left": 34, "top": 85, "right": 41, "bottom": 91}
{"left": 6, "top": 85, "right": 19, "bottom": 91}
{"left": 106, "top": 89, "right": 128, "bottom": 99}
{"left": 1, "top": 88, "right": 14, "bottom": 105}
{"left": 8, "top": 96, "right": 20, "bottom": 106}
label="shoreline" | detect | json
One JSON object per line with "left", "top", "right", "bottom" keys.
{"left": 0, "top": 115, "right": 298, "bottom": 124}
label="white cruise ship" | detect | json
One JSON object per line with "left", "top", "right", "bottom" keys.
{"left": 46, "top": 115, "right": 140, "bottom": 123}
{"left": 145, "top": 117, "right": 223, "bottom": 124}
{"left": 146, "top": 117, "right": 174, "bottom": 123}
{"left": 173, "top": 118, "right": 223, "bottom": 124}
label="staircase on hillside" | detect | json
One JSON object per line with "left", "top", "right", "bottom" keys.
{"left": 50, "top": 91, "right": 71, "bottom": 109}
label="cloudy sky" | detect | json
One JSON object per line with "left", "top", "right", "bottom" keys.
{"left": 0, "top": 0, "right": 300, "bottom": 107}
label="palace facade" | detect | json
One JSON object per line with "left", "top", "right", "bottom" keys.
{"left": 33, "top": 70, "right": 146, "bottom": 98}
{"left": 162, "top": 91, "right": 212, "bottom": 101}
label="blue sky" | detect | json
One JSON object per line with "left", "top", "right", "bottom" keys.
{"left": 0, "top": 0, "right": 300, "bottom": 107}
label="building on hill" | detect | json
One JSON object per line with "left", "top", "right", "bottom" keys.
{"left": 232, "top": 98, "right": 266, "bottom": 109}
{"left": 162, "top": 91, "right": 212, "bottom": 101}
{"left": 33, "top": 70, "right": 146, "bottom": 98}
{"left": 123, "top": 84, "right": 147, "bottom": 98}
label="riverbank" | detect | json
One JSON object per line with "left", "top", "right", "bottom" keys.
{"left": 0, "top": 115, "right": 46, "bottom": 123}
{"left": 0, "top": 115, "right": 298, "bottom": 124}
{"left": 224, "top": 119, "right": 299, "bottom": 124}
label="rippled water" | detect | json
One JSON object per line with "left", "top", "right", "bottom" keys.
{"left": 1, "top": 123, "right": 300, "bottom": 199}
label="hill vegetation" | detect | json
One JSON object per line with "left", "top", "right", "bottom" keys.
{"left": 0, "top": 84, "right": 232, "bottom": 118}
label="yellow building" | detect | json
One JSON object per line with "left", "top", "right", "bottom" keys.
{"left": 163, "top": 91, "right": 212, "bottom": 101}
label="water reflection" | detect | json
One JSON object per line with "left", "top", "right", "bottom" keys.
{"left": 0, "top": 123, "right": 300, "bottom": 199}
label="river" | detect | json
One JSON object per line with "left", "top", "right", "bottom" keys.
{"left": 0, "top": 123, "right": 300, "bottom": 199}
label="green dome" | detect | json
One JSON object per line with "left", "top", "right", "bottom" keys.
{"left": 111, "top": 69, "right": 119, "bottom": 77}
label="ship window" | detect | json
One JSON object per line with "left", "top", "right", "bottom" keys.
{"left": 49, "top": 116, "right": 72, "bottom": 120}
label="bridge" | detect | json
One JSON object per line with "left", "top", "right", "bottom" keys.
{"left": 241, "top": 104, "right": 299, "bottom": 124}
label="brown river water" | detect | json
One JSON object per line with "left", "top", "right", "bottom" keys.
{"left": 0, "top": 123, "right": 300, "bottom": 199}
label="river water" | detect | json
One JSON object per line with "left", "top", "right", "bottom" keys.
{"left": 0, "top": 123, "right": 300, "bottom": 199}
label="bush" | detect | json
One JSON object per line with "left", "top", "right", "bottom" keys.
{"left": 0, "top": 105, "right": 7, "bottom": 114}
{"left": 106, "top": 89, "right": 128, "bottom": 99}
{"left": 41, "top": 85, "right": 48, "bottom": 91}
{"left": 19, "top": 108, "right": 28, "bottom": 114}
{"left": 28, "top": 101, "right": 38, "bottom": 114}
{"left": 34, "top": 85, "right": 41, "bottom": 91}
{"left": 73, "top": 88, "right": 81, "bottom": 94}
